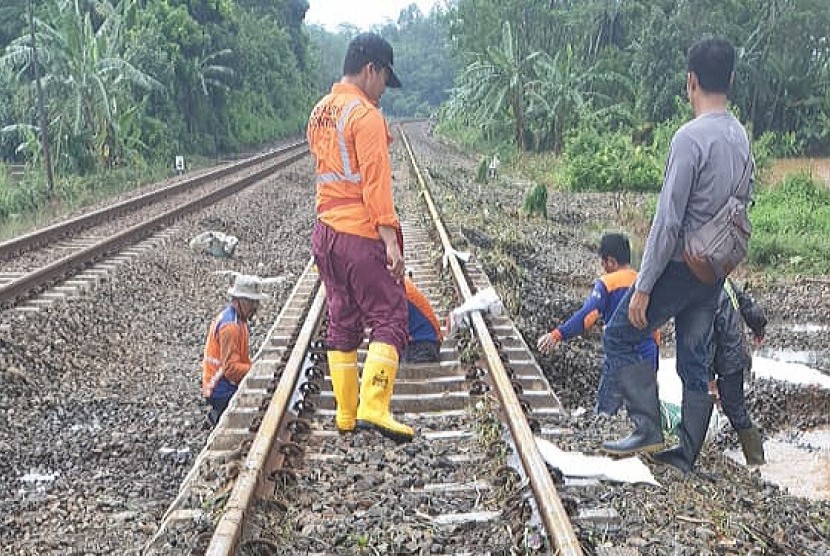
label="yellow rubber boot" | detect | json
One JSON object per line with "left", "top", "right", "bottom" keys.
{"left": 327, "top": 350, "right": 358, "bottom": 433}
{"left": 356, "top": 342, "right": 414, "bottom": 443}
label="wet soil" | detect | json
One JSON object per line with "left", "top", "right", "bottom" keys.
{"left": 403, "top": 121, "right": 830, "bottom": 554}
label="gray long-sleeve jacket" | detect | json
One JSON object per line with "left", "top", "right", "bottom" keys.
{"left": 636, "top": 111, "right": 753, "bottom": 293}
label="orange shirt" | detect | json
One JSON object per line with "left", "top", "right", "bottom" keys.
{"left": 201, "top": 305, "right": 251, "bottom": 399}
{"left": 404, "top": 277, "right": 444, "bottom": 343}
{"left": 307, "top": 82, "right": 399, "bottom": 239}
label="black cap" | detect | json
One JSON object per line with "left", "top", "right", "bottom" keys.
{"left": 346, "top": 32, "right": 402, "bottom": 88}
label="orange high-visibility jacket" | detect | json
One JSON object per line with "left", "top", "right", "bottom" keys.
{"left": 405, "top": 277, "right": 443, "bottom": 343}
{"left": 307, "top": 82, "right": 399, "bottom": 239}
{"left": 201, "top": 305, "right": 251, "bottom": 399}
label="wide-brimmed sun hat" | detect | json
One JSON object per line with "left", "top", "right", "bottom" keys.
{"left": 217, "top": 271, "right": 281, "bottom": 301}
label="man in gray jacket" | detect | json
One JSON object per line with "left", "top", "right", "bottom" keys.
{"left": 601, "top": 37, "right": 754, "bottom": 473}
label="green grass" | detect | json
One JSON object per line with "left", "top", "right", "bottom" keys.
{"left": 0, "top": 160, "right": 216, "bottom": 240}
{"left": 748, "top": 171, "right": 830, "bottom": 274}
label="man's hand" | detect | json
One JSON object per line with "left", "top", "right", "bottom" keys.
{"left": 378, "top": 225, "right": 405, "bottom": 282}
{"left": 628, "top": 290, "right": 650, "bottom": 330}
{"left": 385, "top": 242, "right": 405, "bottom": 281}
{"left": 536, "top": 332, "right": 560, "bottom": 355}
{"left": 752, "top": 334, "right": 765, "bottom": 348}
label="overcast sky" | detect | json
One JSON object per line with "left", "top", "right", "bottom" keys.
{"left": 305, "top": 0, "right": 443, "bottom": 32}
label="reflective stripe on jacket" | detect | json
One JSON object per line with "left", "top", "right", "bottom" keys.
{"left": 307, "top": 82, "right": 399, "bottom": 240}
{"left": 556, "top": 268, "right": 660, "bottom": 361}
{"left": 201, "top": 305, "right": 251, "bottom": 399}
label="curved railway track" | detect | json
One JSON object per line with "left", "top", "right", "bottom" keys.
{"left": 0, "top": 141, "right": 308, "bottom": 309}
{"left": 144, "top": 125, "right": 613, "bottom": 555}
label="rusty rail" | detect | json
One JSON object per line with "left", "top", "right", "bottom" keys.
{"left": 398, "top": 126, "right": 583, "bottom": 555}
{"left": 0, "top": 141, "right": 306, "bottom": 261}
{"left": 0, "top": 147, "right": 308, "bottom": 306}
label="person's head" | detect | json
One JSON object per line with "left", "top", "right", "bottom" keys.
{"left": 342, "top": 32, "right": 401, "bottom": 102}
{"left": 226, "top": 274, "right": 266, "bottom": 320}
{"left": 686, "top": 37, "right": 735, "bottom": 110}
{"left": 233, "top": 296, "right": 260, "bottom": 321}
{"left": 598, "top": 233, "right": 631, "bottom": 273}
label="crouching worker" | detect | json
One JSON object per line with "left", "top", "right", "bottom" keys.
{"left": 537, "top": 233, "right": 659, "bottom": 416}
{"left": 201, "top": 274, "right": 264, "bottom": 426}
{"left": 403, "top": 276, "right": 444, "bottom": 363}
{"left": 709, "top": 278, "right": 767, "bottom": 465}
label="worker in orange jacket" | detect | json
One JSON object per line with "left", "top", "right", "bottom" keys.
{"left": 308, "top": 33, "right": 413, "bottom": 442}
{"left": 403, "top": 276, "right": 443, "bottom": 363}
{"left": 201, "top": 274, "right": 266, "bottom": 426}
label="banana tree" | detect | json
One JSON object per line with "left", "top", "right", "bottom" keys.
{"left": 446, "top": 21, "right": 542, "bottom": 149}
{"left": 1, "top": 0, "right": 159, "bottom": 172}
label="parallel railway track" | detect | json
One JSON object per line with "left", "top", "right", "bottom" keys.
{"left": 0, "top": 142, "right": 308, "bottom": 309}
{"left": 144, "top": 125, "right": 613, "bottom": 555}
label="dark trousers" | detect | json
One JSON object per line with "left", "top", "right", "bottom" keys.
{"left": 604, "top": 261, "right": 721, "bottom": 393}
{"left": 717, "top": 371, "right": 753, "bottom": 431}
{"left": 207, "top": 396, "right": 231, "bottom": 426}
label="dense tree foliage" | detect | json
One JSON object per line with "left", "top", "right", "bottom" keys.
{"left": 0, "top": 0, "right": 316, "bottom": 175}
{"left": 305, "top": 5, "right": 456, "bottom": 118}
{"left": 0, "top": 0, "right": 454, "bottom": 186}
{"left": 443, "top": 0, "right": 830, "bottom": 155}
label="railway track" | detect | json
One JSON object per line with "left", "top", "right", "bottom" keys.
{"left": 144, "top": 124, "right": 642, "bottom": 555}
{"left": 0, "top": 142, "right": 308, "bottom": 310}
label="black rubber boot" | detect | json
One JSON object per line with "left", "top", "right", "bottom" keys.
{"left": 602, "top": 360, "right": 664, "bottom": 456}
{"left": 737, "top": 426, "right": 765, "bottom": 465}
{"left": 652, "top": 389, "right": 713, "bottom": 473}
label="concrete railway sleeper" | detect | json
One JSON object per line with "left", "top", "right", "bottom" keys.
{"left": 144, "top": 125, "right": 622, "bottom": 555}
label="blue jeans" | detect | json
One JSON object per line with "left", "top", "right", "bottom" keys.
{"left": 603, "top": 261, "right": 721, "bottom": 394}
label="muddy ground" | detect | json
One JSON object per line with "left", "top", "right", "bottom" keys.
{"left": 403, "top": 121, "right": 830, "bottom": 555}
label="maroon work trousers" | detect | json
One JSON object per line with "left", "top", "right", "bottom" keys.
{"left": 312, "top": 221, "right": 408, "bottom": 355}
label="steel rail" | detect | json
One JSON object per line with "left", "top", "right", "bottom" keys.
{"left": 205, "top": 279, "right": 326, "bottom": 555}
{"left": 0, "top": 148, "right": 308, "bottom": 306}
{"left": 144, "top": 258, "right": 320, "bottom": 554}
{"left": 0, "top": 141, "right": 306, "bottom": 260}
{"left": 398, "top": 125, "right": 583, "bottom": 555}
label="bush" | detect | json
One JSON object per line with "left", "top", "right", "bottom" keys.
{"left": 558, "top": 127, "right": 663, "bottom": 192}
{"left": 749, "top": 171, "right": 830, "bottom": 273}
{"left": 522, "top": 182, "right": 548, "bottom": 217}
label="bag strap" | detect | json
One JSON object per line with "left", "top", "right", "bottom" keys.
{"left": 732, "top": 155, "right": 753, "bottom": 199}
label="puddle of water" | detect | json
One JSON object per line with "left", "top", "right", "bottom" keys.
{"left": 751, "top": 355, "right": 830, "bottom": 388}
{"left": 660, "top": 355, "right": 830, "bottom": 392}
{"left": 770, "top": 157, "right": 830, "bottom": 187}
{"left": 725, "top": 427, "right": 830, "bottom": 501}
{"left": 789, "top": 324, "right": 828, "bottom": 334}
{"left": 756, "top": 348, "right": 819, "bottom": 366}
